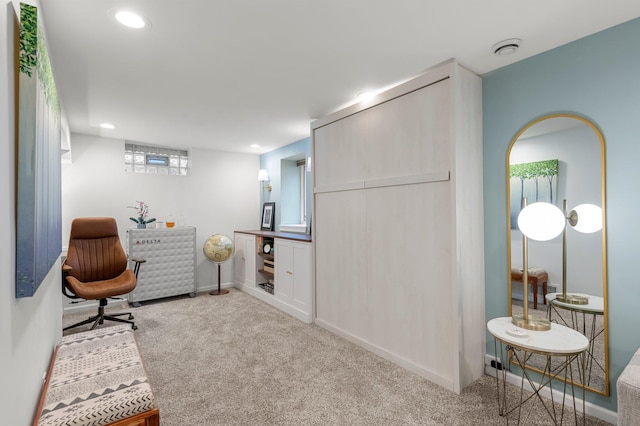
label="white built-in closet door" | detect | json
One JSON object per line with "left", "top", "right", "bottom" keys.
{"left": 364, "top": 79, "right": 450, "bottom": 181}
{"left": 314, "top": 190, "right": 368, "bottom": 336}
{"left": 314, "top": 78, "right": 450, "bottom": 190}
{"left": 365, "top": 182, "right": 453, "bottom": 379}
{"left": 314, "top": 77, "right": 456, "bottom": 386}
{"left": 313, "top": 112, "right": 366, "bottom": 190}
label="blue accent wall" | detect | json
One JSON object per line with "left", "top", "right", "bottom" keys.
{"left": 260, "top": 138, "right": 311, "bottom": 230}
{"left": 483, "top": 17, "right": 640, "bottom": 410}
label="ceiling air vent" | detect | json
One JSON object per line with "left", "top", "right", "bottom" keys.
{"left": 493, "top": 38, "right": 522, "bottom": 56}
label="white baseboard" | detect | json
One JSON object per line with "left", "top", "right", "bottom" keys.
{"left": 315, "top": 318, "right": 457, "bottom": 392}
{"left": 62, "top": 283, "right": 235, "bottom": 314}
{"left": 235, "top": 282, "right": 312, "bottom": 324}
{"left": 484, "top": 355, "right": 617, "bottom": 424}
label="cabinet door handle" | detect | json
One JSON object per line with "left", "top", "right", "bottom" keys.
{"left": 286, "top": 271, "right": 293, "bottom": 275}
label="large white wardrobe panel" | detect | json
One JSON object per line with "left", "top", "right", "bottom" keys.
{"left": 313, "top": 112, "right": 367, "bottom": 190}
{"left": 365, "top": 182, "right": 454, "bottom": 386}
{"left": 365, "top": 79, "right": 451, "bottom": 180}
{"left": 314, "top": 190, "right": 368, "bottom": 337}
{"left": 312, "top": 60, "right": 484, "bottom": 393}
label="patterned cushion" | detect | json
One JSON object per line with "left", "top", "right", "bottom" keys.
{"left": 37, "top": 325, "right": 157, "bottom": 426}
{"left": 511, "top": 265, "right": 547, "bottom": 276}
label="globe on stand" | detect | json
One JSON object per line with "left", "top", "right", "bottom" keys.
{"left": 203, "top": 234, "right": 235, "bottom": 296}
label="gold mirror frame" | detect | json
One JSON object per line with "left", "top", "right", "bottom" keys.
{"left": 506, "top": 113, "right": 609, "bottom": 396}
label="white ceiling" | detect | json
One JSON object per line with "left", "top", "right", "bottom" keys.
{"left": 40, "top": 0, "right": 640, "bottom": 154}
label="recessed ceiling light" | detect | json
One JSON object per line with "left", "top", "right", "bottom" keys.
{"left": 357, "top": 91, "right": 376, "bottom": 102}
{"left": 100, "top": 123, "right": 115, "bottom": 129}
{"left": 113, "top": 10, "right": 150, "bottom": 29}
{"left": 493, "top": 38, "right": 522, "bottom": 56}
{"left": 250, "top": 144, "right": 261, "bottom": 148}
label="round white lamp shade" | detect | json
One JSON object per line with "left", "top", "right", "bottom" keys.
{"left": 571, "top": 203, "right": 603, "bottom": 233}
{"left": 517, "top": 202, "right": 565, "bottom": 241}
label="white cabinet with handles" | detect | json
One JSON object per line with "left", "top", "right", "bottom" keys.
{"left": 275, "top": 239, "right": 312, "bottom": 314}
{"left": 234, "top": 231, "right": 312, "bottom": 323}
{"left": 233, "top": 232, "right": 256, "bottom": 289}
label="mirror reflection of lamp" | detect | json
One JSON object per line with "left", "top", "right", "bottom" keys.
{"left": 514, "top": 198, "right": 603, "bottom": 330}
{"left": 513, "top": 199, "right": 565, "bottom": 331}
{"left": 557, "top": 200, "right": 603, "bottom": 304}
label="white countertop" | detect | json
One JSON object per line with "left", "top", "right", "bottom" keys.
{"left": 487, "top": 316, "right": 589, "bottom": 354}
{"left": 545, "top": 292, "right": 604, "bottom": 314}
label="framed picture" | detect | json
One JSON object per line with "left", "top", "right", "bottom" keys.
{"left": 261, "top": 202, "right": 275, "bottom": 231}
{"left": 16, "top": 3, "right": 62, "bottom": 298}
{"left": 509, "top": 159, "right": 559, "bottom": 228}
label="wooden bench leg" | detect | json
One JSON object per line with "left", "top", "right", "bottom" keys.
{"left": 532, "top": 282, "right": 538, "bottom": 310}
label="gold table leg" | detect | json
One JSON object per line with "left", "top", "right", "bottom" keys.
{"left": 492, "top": 337, "right": 586, "bottom": 425}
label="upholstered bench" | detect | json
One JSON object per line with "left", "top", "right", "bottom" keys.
{"left": 618, "top": 346, "right": 640, "bottom": 425}
{"left": 34, "top": 325, "right": 159, "bottom": 426}
{"left": 511, "top": 266, "right": 549, "bottom": 310}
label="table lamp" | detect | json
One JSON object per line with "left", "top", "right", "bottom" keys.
{"left": 513, "top": 198, "right": 565, "bottom": 331}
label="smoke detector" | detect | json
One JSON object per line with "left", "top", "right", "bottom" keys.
{"left": 493, "top": 38, "right": 522, "bottom": 56}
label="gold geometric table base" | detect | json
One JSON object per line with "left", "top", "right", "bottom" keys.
{"left": 492, "top": 339, "right": 586, "bottom": 425}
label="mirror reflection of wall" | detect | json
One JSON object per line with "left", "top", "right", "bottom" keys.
{"left": 509, "top": 118, "right": 603, "bottom": 299}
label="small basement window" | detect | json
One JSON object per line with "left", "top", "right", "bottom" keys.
{"left": 146, "top": 154, "right": 169, "bottom": 166}
{"left": 124, "top": 142, "right": 189, "bottom": 175}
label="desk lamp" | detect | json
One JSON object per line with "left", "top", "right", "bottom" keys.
{"left": 513, "top": 198, "right": 565, "bottom": 331}
{"left": 557, "top": 200, "right": 603, "bottom": 305}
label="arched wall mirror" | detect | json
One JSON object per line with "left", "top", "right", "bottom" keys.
{"left": 506, "top": 114, "right": 609, "bottom": 396}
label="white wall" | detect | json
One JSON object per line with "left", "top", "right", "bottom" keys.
{"left": 62, "top": 134, "right": 260, "bottom": 295}
{"left": 1, "top": 1, "right": 64, "bottom": 424}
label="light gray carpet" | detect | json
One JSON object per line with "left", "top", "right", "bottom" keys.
{"left": 63, "top": 289, "right": 612, "bottom": 425}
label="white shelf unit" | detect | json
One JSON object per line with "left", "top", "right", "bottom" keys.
{"left": 233, "top": 231, "right": 312, "bottom": 323}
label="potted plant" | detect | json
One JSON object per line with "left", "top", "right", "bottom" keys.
{"left": 128, "top": 201, "right": 156, "bottom": 229}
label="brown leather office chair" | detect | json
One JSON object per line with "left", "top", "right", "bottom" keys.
{"left": 62, "top": 217, "right": 145, "bottom": 331}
